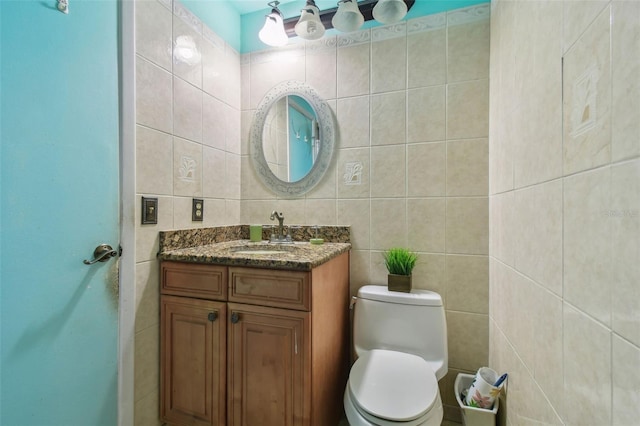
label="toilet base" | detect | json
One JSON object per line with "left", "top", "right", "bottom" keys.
{"left": 344, "top": 385, "right": 443, "bottom": 426}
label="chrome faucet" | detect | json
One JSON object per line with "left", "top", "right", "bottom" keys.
{"left": 269, "top": 211, "right": 291, "bottom": 243}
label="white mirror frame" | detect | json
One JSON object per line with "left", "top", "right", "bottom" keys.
{"left": 250, "top": 81, "right": 336, "bottom": 197}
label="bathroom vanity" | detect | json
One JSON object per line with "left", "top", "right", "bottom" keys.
{"left": 158, "top": 227, "right": 351, "bottom": 426}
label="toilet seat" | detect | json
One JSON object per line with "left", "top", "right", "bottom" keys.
{"left": 348, "top": 349, "right": 439, "bottom": 425}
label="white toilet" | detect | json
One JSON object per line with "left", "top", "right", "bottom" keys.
{"left": 344, "top": 285, "right": 448, "bottom": 426}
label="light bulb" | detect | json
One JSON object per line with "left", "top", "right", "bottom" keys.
{"left": 331, "top": 0, "right": 364, "bottom": 33}
{"left": 259, "top": 10, "right": 288, "bottom": 47}
{"left": 372, "top": 0, "right": 407, "bottom": 25}
{"left": 295, "top": 1, "right": 325, "bottom": 40}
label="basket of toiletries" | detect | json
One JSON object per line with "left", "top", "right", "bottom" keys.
{"left": 455, "top": 368, "right": 506, "bottom": 426}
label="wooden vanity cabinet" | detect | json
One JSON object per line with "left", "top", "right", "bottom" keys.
{"left": 160, "top": 251, "right": 350, "bottom": 426}
{"left": 227, "top": 303, "right": 310, "bottom": 426}
{"left": 161, "top": 296, "right": 227, "bottom": 426}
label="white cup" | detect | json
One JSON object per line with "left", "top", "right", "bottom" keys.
{"left": 465, "top": 367, "right": 503, "bottom": 409}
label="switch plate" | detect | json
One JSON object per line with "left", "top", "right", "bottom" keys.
{"left": 141, "top": 197, "right": 158, "bottom": 225}
{"left": 192, "top": 198, "right": 203, "bottom": 222}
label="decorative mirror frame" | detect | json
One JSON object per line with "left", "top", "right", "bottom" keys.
{"left": 250, "top": 81, "right": 336, "bottom": 197}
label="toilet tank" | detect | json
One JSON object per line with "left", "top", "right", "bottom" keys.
{"left": 353, "top": 285, "right": 448, "bottom": 380}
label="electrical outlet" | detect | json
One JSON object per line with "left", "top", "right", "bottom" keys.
{"left": 192, "top": 198, "right": 203, "bottom": 221}
{"left": 141, "top": 197, "right": 158, "bottom": 224}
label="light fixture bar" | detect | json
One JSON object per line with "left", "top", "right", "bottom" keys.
{"left": 282, "top": 0, "right": 415, "bottom": 37}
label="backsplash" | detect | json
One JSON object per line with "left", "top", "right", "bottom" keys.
{"left": 158, "top": 224, "right": 351, "bottom": 251}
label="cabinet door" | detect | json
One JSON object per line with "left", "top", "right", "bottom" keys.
{"left": 227, "top": 303, "right": 311, "bottom": 426}
{"left": 161, "top": 296, "right": 227, "bottom": 426}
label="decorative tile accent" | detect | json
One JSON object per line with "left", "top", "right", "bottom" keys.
{"left": 337, "top": 29, "right": 370, "bottom": 47}
{"left": 178, "top": 156, "right": 197, "bottom": 181}
{"left": 371, "top": 23, "right": 407, "bottom": 42}
{"left": 337, "top": 148, "right": 370, "bottom": 199}
{"left": 407, "top": 12, "right": 446, "bottom": 34}
{"left": 562, "top": 6, "right": 611, "bottom": 175}
{"left": 447, "top": 3, "right": 490, "bottom": 27}
{"left": 344, "top": 161, "right": 363, "bottom": 185}
{"left": 173, "top": 0, "right": 202, "bottom": 34}
{"left": 306, "top": 36, "right": 338, "bottom": 53}
{"left": 570, "top": 64, "right": 599, "bottom": 137}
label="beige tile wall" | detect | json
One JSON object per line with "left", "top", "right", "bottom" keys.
{"left": 489, "top": 1, "right": 640, "bottom": 424}
{"left": 133, "top": 0, "right": 241, "bottom": 423}
{"left": 240, "top": 4, "right": 490, "bottom": 421}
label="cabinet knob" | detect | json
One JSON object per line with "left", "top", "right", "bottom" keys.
{"left": 231, "top": 312, "right": 240, "bottom": 324}
{"left": 208, "top": 312, "right": 218, "bottom": 322}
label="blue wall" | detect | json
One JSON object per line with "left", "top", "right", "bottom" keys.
{"left": 288, "top": 104, "right": 314, "bottom": 181}
{"left": 182, "top": 0, "right": 243, "bottom": 52}
{"left": 0, "top": 1, "right": 119, "bottom": 424}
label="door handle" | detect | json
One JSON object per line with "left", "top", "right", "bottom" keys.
{"left": 83, "top": 244, "right": 118, "bottom": 265}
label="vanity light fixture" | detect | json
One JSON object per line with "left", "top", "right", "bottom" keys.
{"left": 295, "top": 0, "right": 326, "bottom": 40}
{"left": 372, "top": 0, "right": 407, "bottom": 24}
{"left": 279, "top": 0, "right": 415, "bottom": 39}
{"left": 259, "top": 1, "right": 289, "bottom": 47}
{"left": 332, "top": 0, "right": 364, "bottom": 33}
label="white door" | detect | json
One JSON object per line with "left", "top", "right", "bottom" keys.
{"left": 1, "top": 1, "right": 121, "bottom": 424}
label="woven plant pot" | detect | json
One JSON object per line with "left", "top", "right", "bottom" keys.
{"left": 387, "top": 274, "right": 412, "bottom": 293}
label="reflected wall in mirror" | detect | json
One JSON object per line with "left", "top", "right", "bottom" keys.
{"left": 250, "top": 81, "right": 335, "bottom": 196}
{"left": 263, "top": 95, "right": 319, "bottom": 182}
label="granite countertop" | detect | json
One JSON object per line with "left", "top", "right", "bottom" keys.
{"left": 159, "top": 239, "right": 351, "bottom": 271}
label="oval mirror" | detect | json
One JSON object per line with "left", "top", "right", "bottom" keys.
{"left": 250, "top": 81, "right": 335, "bottom": 196}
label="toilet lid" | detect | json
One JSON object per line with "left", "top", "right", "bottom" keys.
{"left": 349, "top": 349, "right": 439, "bottom": 422}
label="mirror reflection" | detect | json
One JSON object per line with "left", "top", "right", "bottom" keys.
{"left": 250, "top": 81, "right": 335, "bottom": 197}
{"left": 263, "top": 95, "right": 320, "bottom": 182}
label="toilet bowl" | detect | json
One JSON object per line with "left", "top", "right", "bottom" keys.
{"left": 344, "top": 350, "right": 442, "bottom": 426}
{"left": 343, "top": 286, "right": 448, "bottom": 426}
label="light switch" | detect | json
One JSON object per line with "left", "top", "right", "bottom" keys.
{"left": 141, "top": 197, "right": 158, "bottom": 225}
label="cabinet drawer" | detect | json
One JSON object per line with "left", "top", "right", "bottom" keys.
{"left": 228, "top": 267, "right": 310, "bottom": 311}
{"left": 161, "top": 261, "right": 227, "bottom": 300}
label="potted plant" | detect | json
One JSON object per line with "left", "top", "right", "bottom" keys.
{"left": 382, "top": 247, "right": 418, "bottom": 293}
